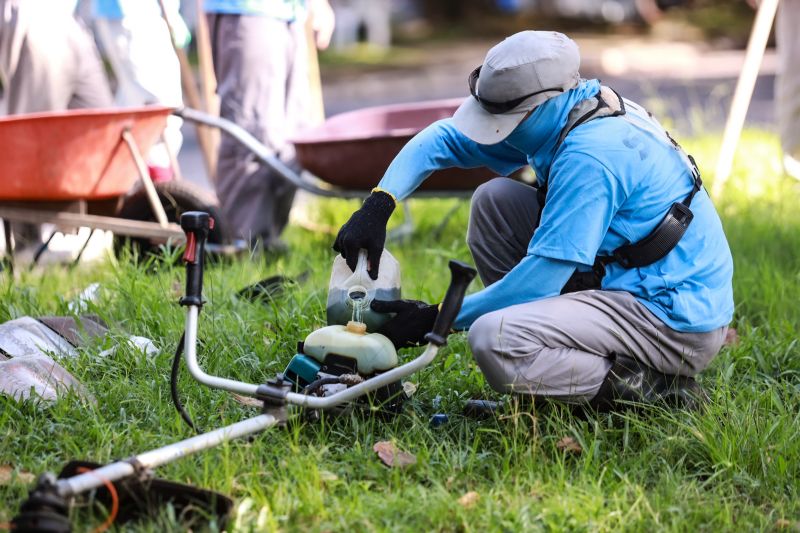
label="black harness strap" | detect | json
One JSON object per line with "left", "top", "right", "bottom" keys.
{"left": 538, "top": 87, "right": 703, "bottom": 292}
{"left": 598, "top": 155, "right": 702, "bottom": 270}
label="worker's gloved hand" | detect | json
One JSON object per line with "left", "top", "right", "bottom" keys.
{"left": 333, "top": 190, "right": 395, "bottom": 279}
{"left": 371, "top": 299, "right": 439, "bottom": 349}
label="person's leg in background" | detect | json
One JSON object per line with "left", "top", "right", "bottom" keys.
{"left": 777, "top": 0, "right": 800, "bottom": 180}
{"left": 271, "top": 17, "right": 314, "bottom": 244}
{"left": 1, "top": 3, "right": 111, "bottom": 253}
{"left": 65, "top": 15, "right": 114, "bottom": 110}
{"left": 209, "top": 13, "right": 299, "bottom": 251}
{"left": 0, "top": 0, "right": 26, "bottom": 112}
{"left": 7, "top": 8, "right": 111, "bottom": 113}
{"left": 92, "top": 7, "right": 184, "bottom": 180}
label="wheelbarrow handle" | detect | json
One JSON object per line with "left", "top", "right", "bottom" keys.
{"left": 425, "top": 260, "right": 477, "bottom": 346}
{"left": 179, "top": 211, "right": 214, "bottom": 307}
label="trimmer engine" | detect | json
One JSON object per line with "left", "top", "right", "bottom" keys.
{"left": 284, "top": 321, "right": 406, "bottom": 413}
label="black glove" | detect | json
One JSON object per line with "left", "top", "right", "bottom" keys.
{"left": 371, "top": 299, "right": 439, "bottom": 349}
{"left": 333, "top": 190, "right": 395, "bottom": 280}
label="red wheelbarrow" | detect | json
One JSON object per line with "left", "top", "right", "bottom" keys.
{"left": 0, "top": 106, "right": 229, "bottom": 265}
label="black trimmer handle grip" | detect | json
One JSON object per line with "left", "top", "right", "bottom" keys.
{"left": 424, "top": 260, "right": 477, "bottom": 346}
{"left": 179, "top": 211, "right": 213, "bottom": 307}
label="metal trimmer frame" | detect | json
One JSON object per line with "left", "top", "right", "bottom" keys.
{"left": 12, "top": 211, "right": 476, "bottom": 531}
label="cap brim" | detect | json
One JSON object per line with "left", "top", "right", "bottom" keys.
{"left": 452, "top": 96, "right": 530, "bottom": 145}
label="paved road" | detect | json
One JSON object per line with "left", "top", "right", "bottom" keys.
{"left": 179, "top": 35, "right": 778, "bottom": 189}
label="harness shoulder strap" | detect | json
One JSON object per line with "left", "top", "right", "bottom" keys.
{"left": 556, "top": 86, "right": 626, "bottom": 147}
{"left": 543, "top": 86, "right": 704, "bottom": 274}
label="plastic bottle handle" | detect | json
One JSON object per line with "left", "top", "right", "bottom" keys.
{"left": 355, "top": 249, "right": 369, "bottom": 277}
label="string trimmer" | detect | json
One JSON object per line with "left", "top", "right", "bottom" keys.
{"left": 11, "top": 212, "right": 476, "bottom": 532}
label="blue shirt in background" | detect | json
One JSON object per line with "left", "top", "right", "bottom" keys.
{"left": 378, "top": 79, "right": 734, "bottom": 333}
{"left": 92, "top": 0, "right": 178, "bottom": 19}
{"left": 203, "top": 0, "right": 304, "bottom": 20}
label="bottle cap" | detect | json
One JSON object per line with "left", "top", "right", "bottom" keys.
{"left": 345, "top": 321, "right": 367, "bottom": 335}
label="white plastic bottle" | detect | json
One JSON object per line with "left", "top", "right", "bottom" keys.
{"left": 326, "top": 249, "right": 401, "bottom": 332}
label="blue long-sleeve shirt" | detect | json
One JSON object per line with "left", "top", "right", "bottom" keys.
{"left": 377, "top": 79, "right": 734, "bottom": 333}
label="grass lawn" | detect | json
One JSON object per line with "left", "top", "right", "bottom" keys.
{"left": 1, "top": 130, "right": 799, "bottom": 532}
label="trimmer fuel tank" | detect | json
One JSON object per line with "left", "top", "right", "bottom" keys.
{"left": 302, "top": 321, "right": 397, "bottom": 375}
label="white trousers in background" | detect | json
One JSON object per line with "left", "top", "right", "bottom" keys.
{"left": 93, "top": 14, "right": 183, "bottom": 168}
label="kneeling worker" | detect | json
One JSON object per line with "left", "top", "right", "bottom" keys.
{"left": 333, "top": 31, "right": 734, "bottom": 411}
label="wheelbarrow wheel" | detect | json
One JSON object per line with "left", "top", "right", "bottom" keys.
{"left": 114, "top": 180, "right": 229, "bottom": 258}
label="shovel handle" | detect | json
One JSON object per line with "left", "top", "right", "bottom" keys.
{"left": 179, "top": 211, "right": 213, "bottom": 307}
{"left": 425, "top": 260, "right": 477, "bottom": 346}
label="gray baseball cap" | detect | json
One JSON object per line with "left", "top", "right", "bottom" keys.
{"left": 452, "top": 31, "right": 581, "bottom": 145}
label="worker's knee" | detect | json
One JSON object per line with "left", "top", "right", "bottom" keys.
{"left": 470, "top": 177, "right": 517, "bottom": 216}
{"left": 468, "top": 177, "right": 516, "bottom": 246}
{"left": 468, "top": 311, "right": 520, "bottom": 393}
{"left": 467, "top": 313, "right": 497, "bottom": 363}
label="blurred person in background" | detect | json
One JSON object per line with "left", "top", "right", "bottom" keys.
{"left": 0, "top": 0, "right": 111, "bottom": 114}
{"left": 92, "top": 0, "right": 189, "bottom": 181}
{"left": 0, "top": 0, "right": 112, "bottom": 251}
{"left": 204, "top": 0, "right": 335, "bottom": 252}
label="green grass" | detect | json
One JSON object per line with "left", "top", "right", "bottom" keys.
{"left": 2, "top": 130, "right": 800, "bottom": 532}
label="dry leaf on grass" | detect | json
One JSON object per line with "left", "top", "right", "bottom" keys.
{"left": 556, "top": 436, "right": 582, "bottom": 455}
{"left": 402, "top": 381, "right": 417, "bottom": 396}
{"left": 458, "top": 491, "right": 480, "bottom": 508}
{"left": 774, "top": 519, "right": 799, "bottom": 530}
{"left": 231, "top": 393, "right": 262, "bottom": 408}
{"left": 373, "top": 441, "right": 416, "bottom": 468}
{"left": 171, "top": 281, "right": 183, "bottom": 298}
{"left": 0, "top": 465, "right": 34, "bottom": 485}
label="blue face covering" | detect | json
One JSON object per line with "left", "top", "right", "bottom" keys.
{"left": 503, "top": 79, "right": 601, "bottom": 182}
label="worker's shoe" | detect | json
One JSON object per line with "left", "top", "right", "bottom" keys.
{"left": 589, "top": 355, "right": 708, "bottom": 413}
{"left": 463, "top": 399, "right": 502, "bottom": 419}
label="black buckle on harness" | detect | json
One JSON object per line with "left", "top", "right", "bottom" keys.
{"left": 612, "top": 202, "right": 694, "bottom": 269}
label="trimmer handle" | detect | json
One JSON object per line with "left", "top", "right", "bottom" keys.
{"left": 425, "top": 260, "right": 477, "bottom": 346}
{"left": 179, "top": 211, "right": 214, "bottom": 307}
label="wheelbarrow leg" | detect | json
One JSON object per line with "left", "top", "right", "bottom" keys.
{"left": 2, "top": 220, "right": 14, "bottom": 274}
{"left": 161, "top": 131, "right": 184, "bottom": 182}
{"left": 32, "top": 230, "right": 58, "bottom": 265}
{"left": 122, "top": 129, "right": 171, "bottom": 228}
{"left": 72, "top": 229, "right": 97, "bottom": 267}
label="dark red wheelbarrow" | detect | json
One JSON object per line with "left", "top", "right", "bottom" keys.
{"left": 0, "top": 106, "right": 228, "bottom": 265}
{"left": 179, "top": 97, "right": 497, "bottom": 198}
{"left": 178, "top": 98, "right": 497, "bottom": 239}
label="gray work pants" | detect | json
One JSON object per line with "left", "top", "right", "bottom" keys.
{"left": 0, "top": 0, "right": 112, "bottom": 114}
{"left": 465, "top": 178, "right": 728, "bottom": 403}
{"left": 207, "top": 13, "right": 310, "bottom": 246}
{"left": 777, "top": 0, "right": 800, "bottom": 158}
